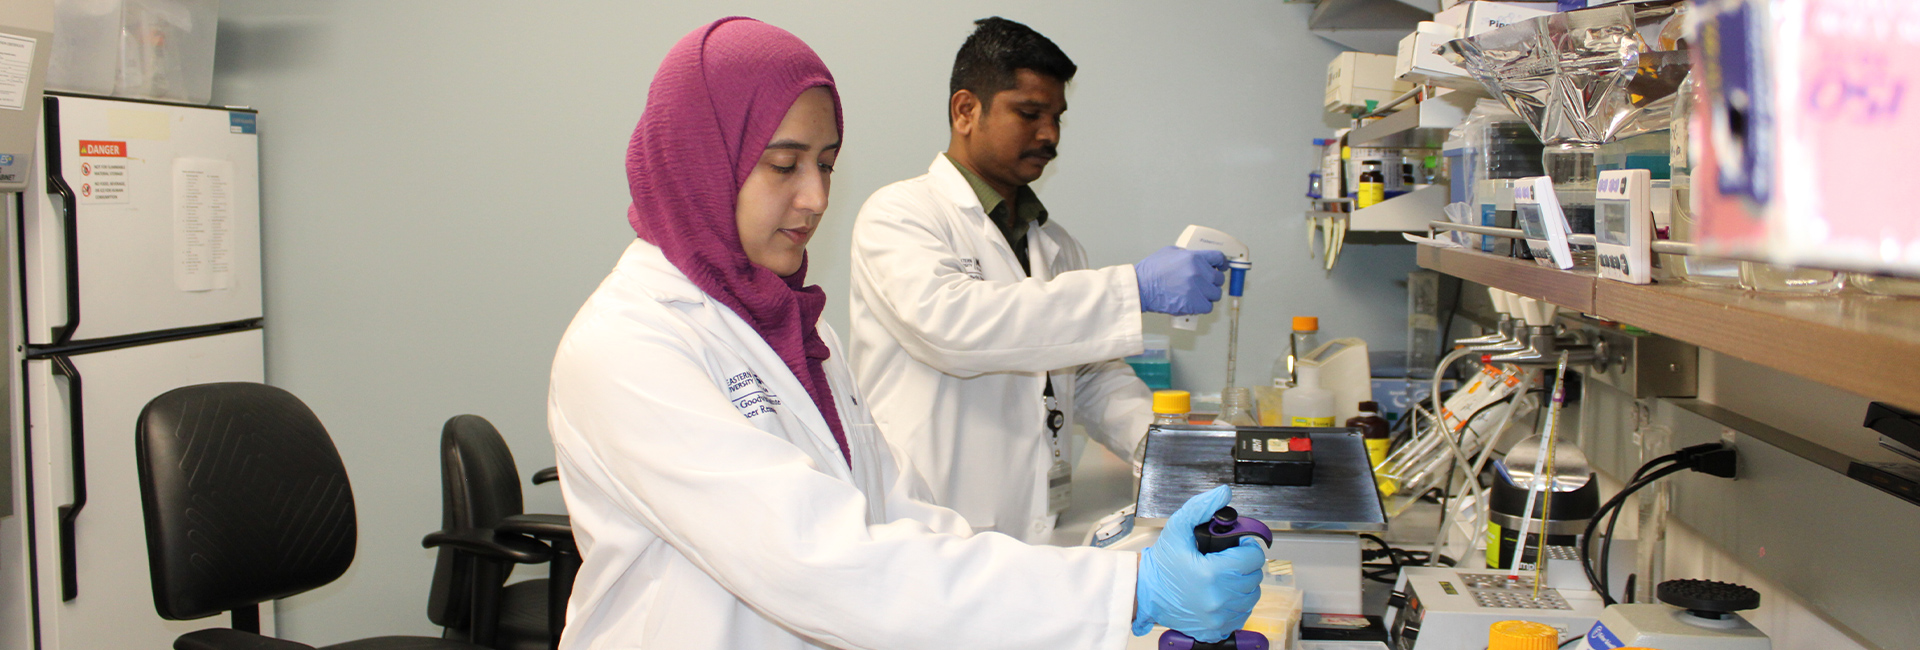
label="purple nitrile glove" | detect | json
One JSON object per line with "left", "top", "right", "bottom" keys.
{"left": 1132, "top": 485, "right": 1265, "bottom": 641}
{"left": 1135, "top": 247, "right": 1228, "bottom": 315}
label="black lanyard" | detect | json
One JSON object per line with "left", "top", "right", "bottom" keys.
{"left": 1044, "top": 377, "right": 1064, "bottom": 436}
{"left": 1007, "top": 221, "right": 1063, "bottom": 438}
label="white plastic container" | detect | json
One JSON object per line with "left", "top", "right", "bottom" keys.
{"left": 1283, "top": 365, "right": 1335, "bottom": 428}
{"left": 45, "top": 0, "right": 219, "bottom": 104}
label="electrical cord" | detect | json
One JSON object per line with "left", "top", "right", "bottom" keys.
{"left": 1597, "top": 463, "right": 1687, "bottom": 602}
{"left": 1358, "top": 533, "right": 1453, "bottom": 584}
{"left": 1582, "top": 462, "right": 1686, "bottom": 605}
{"left": 1580, "top": 443, "right": 1737, "bottom": 605}
{"left": 1604, "top": 443, "right": 1737, "bottom": 597}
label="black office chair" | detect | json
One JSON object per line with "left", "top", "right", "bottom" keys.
{"left": 424, "top": 415, "right": 576, "bottom": 650}
{"left": 136, "top": 381, "right": 499, "bottom": 650}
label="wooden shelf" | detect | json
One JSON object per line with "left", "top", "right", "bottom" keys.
{"left": 1418, "top": 246, "right": 1920, "bottom": 412}
{"left": 1415, "top": 245, "right": 1597, "bottom": 313}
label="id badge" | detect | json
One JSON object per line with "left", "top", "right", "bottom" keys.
{"left": 1048, "top": 458, "right": 1072, "bottom": 515}
{"left": 1045, "top": 392, "right": 1071, "bottom": 514}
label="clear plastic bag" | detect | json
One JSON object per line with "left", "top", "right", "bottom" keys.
{"left": 46, "top": 0, "right": 124, "bottom": 95}
{"left": 116, "top": 0, "right": 219, "bottom": 103}
{"left": 47, "top": 0, "right": 219, "bottom": 103}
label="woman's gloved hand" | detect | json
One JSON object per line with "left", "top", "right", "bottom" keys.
{"left": 1134, "top": 246, "right": 1227, "bottom": 315}
{"left": 1132, "top": 485, "right": 1265, "bottom": 641}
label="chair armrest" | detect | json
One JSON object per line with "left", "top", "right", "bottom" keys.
{"left": 422, "top": 528, "right": 552, "bottom": 564}
{"left": 498, "top": 513, "right": 572, "bottom": 543}
{"left": 174, "top": 628, "right": 316, "bottom": 650}
{"left": 531, "top": 467, "right": 559, "bottom": 485}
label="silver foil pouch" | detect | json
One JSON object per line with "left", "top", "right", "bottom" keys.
{"left": 1443, "top": 2, "right": 1690, "bottom": 147}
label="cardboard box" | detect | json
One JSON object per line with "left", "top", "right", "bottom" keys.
{"left": 1326, "top": 52, "right": 1412, "bottom": 114}
{"left": 1462, "top": 1, "right": 1558, "bottom": 36}
{"left": 1396, "top": 27, "right": 1478, "bottom": 89}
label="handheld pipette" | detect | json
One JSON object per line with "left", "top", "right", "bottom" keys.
{"left": 1158, "top": 507, "right": 1274, "bottom": 650}
{"left": 1171, "top": 226, "right": 1251, "bottom": 389}
{"left": 1172, "top": 226, "right": 1250, "bottom": 330}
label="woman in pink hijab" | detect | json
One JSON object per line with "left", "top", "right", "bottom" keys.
{"left": 546, "top": 17, "right": 1260, "bottom": 650}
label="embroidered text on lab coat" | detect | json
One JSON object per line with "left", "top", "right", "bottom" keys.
{"left": 726, "top": 371, "right": 782, "bottom": 419}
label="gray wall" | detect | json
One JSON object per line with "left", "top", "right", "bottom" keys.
{"left": 211, "top": 2, "right": 1418, "bottom": 643}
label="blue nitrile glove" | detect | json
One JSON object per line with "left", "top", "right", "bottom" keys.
{"left": 1135, "top": 247, "right": 1228, "bottom": 315}
{"left": 1132, "top": 485, "right": 1266, "bottom": 641}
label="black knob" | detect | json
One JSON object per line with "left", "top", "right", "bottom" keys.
{"left": 1657, "top": 579, "right": 1760, "bottom": 617}
{"left": 1209, "top": 506, "right": 1240, "bottom": 534}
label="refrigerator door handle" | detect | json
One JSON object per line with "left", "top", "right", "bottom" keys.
{"left": 41, "top": 95, "right": 81, "bottom": 346}
{"left": 51, "top": 354, "right": 85, "bottom": 601}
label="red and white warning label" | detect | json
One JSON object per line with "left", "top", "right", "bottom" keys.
{"left": 76, "top": 141, "right": 129, "bottom": 204}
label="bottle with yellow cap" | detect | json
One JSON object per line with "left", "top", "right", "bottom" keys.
{"left": 1274, "top": 316, "right": 1320, "bottom": 388}
{"left": 1152, "top": 390, "right": 1191, "bottom": 426}
{"left": 1138, "top": 390, "right": 1192, "bottom": 476}
{"left": 1488, "top": 620, "right": 1559, "bottom": 650}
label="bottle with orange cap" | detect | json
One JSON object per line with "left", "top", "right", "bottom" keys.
{"left": 1274, "top": 316, "right": 1321, "bottom": 388}
{"left": 1488, "top": 620, "right": 1560, "bottom": 650}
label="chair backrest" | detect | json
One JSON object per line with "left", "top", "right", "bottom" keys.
{"left": 426, "top": 414, "right": 526, "bottom": 629}
{"left": 135, "top": 382, "right": 357, "bottom": 621}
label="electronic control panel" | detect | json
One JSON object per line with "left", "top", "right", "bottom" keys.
{"left": 1514, "top": 177, "right": 1574, "bottom": 269}
{"left": 1595, "top": 169, "right": 1653, "bottom": 284}
{"left": 1388, "top": 567, "right": 1604, "bottom": 650}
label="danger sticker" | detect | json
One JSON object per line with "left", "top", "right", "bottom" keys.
{"left": 78, "top": 156, "right": 129, "bottom": 204}
{"left": 77, "top": 140, "right": 126, "bottom": 157}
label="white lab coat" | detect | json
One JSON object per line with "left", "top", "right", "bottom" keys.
{"left": 548, "top": 239, "right": 1136, "bottom": 650}
{"left": 849, "top": 154, "right": 1156, "bottom": 543}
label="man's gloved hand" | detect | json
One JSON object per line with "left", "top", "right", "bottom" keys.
{"left": 1133, "top": 485, "right": 1265, "bottom": 641}
{"left": 1134, "top": 246, "right": 1227, "bottom": 315}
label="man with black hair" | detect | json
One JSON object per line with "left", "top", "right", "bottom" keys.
{"left": 850, "top": 17, "right": 1228, "bottom": 544}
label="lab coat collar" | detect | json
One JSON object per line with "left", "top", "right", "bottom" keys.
{"left": 618, "top": 238, "right": 708, "bottom": 305}
{"left": 926, "top": 154, "right": 984, "bottom": 214}
{"left": 926, "top": 154, "right": 1066, "bottom": 276}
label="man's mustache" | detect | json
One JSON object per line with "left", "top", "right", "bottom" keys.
{"left": 1021, "top": 145, "right": 1058, "bottom": 160}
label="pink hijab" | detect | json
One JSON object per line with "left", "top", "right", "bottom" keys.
{"left": 626, "top": 17, "right": 849, "bottom": 463}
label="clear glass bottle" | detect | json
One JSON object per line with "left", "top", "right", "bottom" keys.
{"left": 1848, "top": 272, "right": 1920, "bottom": 297}
{"left": 1275, "top": 316, "right": 1321, "bottom": 388}
{"left": 1151, "top": 390, "right": 1191, "bottom": 426}
{"left": 1142, "top": 390, "right": 1192, "bottom": 476}
{"left": 1219, "top": 388, "right": 1258, "bottom": 427}
{"left": 1665, "top": 73, "right": 1742, "bottom": 286}
{"left": 1739, "top": 262, "right": 1845, "bottom": 294}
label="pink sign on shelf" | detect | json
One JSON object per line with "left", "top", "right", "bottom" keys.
{"left": 1696, "top": 0, "right": 1920, "bottom": 273}
{"left": 1785, "top": 0, "right": 1920, "bottom": 263}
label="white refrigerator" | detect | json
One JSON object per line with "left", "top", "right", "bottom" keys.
{"left": 0, "top": 93, "right": 269, "bottom": 650}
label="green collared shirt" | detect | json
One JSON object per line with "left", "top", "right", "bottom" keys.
{"left": 945, "top": 153, "right": 1049, "bottom": 277}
